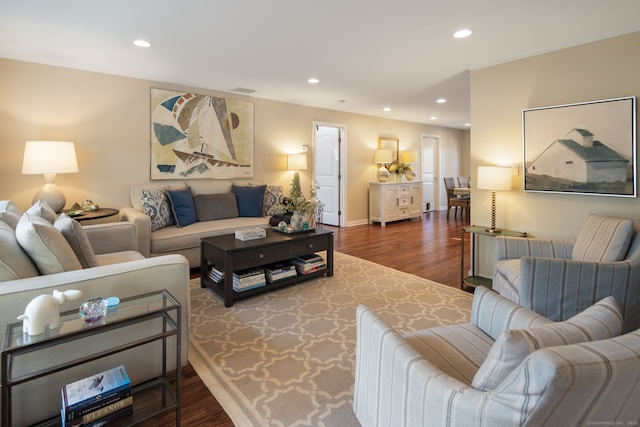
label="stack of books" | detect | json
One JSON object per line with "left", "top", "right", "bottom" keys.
{"left": 264, "top": 262, "right": 298, "bottom": 283}
{"left": 233, "top": 268, "right": 266, "bottom": 291}
{"left": 209, "top": 266, "right": 267, "bottom": 291}
{"left": 291, "top": 254, "right": 326, "bottom": 275}
{"left": 61, "top": 365, "right": 132, "bottom": 426}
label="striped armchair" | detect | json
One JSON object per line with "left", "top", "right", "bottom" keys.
{"left": 493, "top": 213, "right": 640, "bottom": 333}
{"left": 353, "top": 286, "right": 640, "bottom": 427}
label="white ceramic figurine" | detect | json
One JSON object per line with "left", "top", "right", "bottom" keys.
{"left": 17, "top": 290, "right": 83, "bottom": 336}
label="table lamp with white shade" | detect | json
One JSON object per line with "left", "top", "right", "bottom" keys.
{"left": 374, "top": 149, "right": 392, "bottom": 182}
{"left": 476, "top": 165, "right": 512, "bottom": 233}
{"left": 22, "top": 140, "right": 79, "bottom": 213}
{"left": 401, "top": 150, "right": 418, "bottom": 181}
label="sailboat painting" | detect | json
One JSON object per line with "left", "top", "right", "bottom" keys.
{"left": 150, "top": 88, "right": 254, "bottom": 180}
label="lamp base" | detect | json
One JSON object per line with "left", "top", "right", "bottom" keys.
{"left": 376, "top": 165, "right": 390, "bottom": 182}
{"left": 32, "top": 182, "right": 66, "bottom": 213}
{"left": 485, "top": 227, "right": 502, "bottom": 233}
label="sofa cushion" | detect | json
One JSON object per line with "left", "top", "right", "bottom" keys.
{"left": 142, "top": 189, "right": 174, "bottom": 232}
{"left": 233, "top": 185, "right": 266, "bottom": 217}
{"left": 572, "top": 213, "right": 633, "bottom": 262}
{"left": 0, "top": 200, "right": 23, "bottom": 230}
{"left": 15, "top": 213, "right": 82, "bottom": 274}
{"left": 54, "top": 213, "right": 99, "bottom": 268}
{"left": 166, "top": 188, "right": 197, "bottom": 227}
{"left": 26, "top": 200, "right": 57, "bottom": 224}
{"left": 0, "top": 220, "right": 39, "bottom": 281}
{"left": 194, "top": 193, "right": 239, "bottom": 221}
{"left": 131, "top": 182, "right": 188, "bottom": 212}
{"left": 263, "top": 185, "right": 284, "bottom": 216}
{"left": 471, "top": 295, "right": 622, "bottom": 391}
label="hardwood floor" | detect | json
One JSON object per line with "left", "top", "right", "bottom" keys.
{"left": 143, "top": 210, "right": 470, "bottom": 426}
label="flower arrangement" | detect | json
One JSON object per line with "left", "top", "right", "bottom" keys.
{"left": 387, "top": 161, "right": 413, "bottom": 177}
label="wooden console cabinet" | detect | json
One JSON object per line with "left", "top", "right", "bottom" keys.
{"left": 369, "top": 181, "right": 422, "bottom": 226}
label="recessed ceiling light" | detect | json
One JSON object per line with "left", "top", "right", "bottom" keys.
{"left": 133, "top": 39, "right": 152, "bottom": 48}
{"left": 453, "top": 29, "right": 472, "bottom": 39}
{"left": 308, "top": 78, "right": 319, "bottom": 84}
{"left": 430, "top": 116, "right": 438, "bottom": 120}
{"left": 383, "top": 107, "right": 391, "bottom": 112}
{"left": 436, "top": 98, "right": 447, "bottom": 104}
{"left": 465, "top": 123, "right": 471, "bottom": 127}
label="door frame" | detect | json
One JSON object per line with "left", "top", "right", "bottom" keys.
{"left": 421, "top": 133, "right": 441, "bottom": 211}
{"left": 313, "top": 121, "right": 347, "bottom": 227}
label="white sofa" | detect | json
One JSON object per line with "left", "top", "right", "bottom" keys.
{"left": 354, "top": 286, "right": 640, "bottom": 426}
{"left": 119, "top": 181, "right": 280, "bottom": 267}
{"left": 0, "top": 202, "right": 190, "bottom": 426}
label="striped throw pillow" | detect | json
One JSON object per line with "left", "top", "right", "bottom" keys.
{"left": 572, "top": 213, "right": 633, "bottom": 262}
{"left": 471, "top": 295, "right": 622, "bottom": 391}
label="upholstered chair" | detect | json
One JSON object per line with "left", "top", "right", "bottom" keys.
{"left": 493, "top": 213, "right": 640, "bottom": 333}
{"left": 353, "top": 286, "right": 640, "bottom": 427}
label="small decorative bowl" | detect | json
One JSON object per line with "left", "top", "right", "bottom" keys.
{"left": 79, "top": 297, "right": 108, "bottom": 323}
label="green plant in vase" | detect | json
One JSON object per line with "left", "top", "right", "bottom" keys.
{"left": 284, "top": 174, "right": 319, "bottom": 229}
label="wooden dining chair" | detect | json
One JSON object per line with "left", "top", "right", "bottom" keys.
{"left": 444, "top": 177, "right": 470, "bottom": 222}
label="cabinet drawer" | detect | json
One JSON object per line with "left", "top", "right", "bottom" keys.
{"left": 234, "top": 248, "right": 283, "bottom": 269}
{"left": 289, "top": 238, "right": 328, "bottom": 255}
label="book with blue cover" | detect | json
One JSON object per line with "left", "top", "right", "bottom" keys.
{"left": 61, "top": 365, "right": 131, "bottom": 414}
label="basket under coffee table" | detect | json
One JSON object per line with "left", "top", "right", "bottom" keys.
{"left": 200, "top": 228, "right": 334, "bottom": 307}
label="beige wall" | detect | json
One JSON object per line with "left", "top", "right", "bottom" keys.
{"left": 0, "top": 58, "right": 468, "bottom": 226}
{"left": 470, "top": 31, "right": 640, "bottom": 242}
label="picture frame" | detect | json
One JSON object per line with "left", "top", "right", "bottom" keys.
{"left": 378, "top": 137, "right": 399, "bottom": 163}
{"left": 150, "top": 88, "right": 255, "bottom": 180}
{"left": 523, "top": 96, "right": 636, "bottom": 197}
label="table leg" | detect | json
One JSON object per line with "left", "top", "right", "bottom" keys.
{"left": 223, "top": 256, "right": 234, "bottom": 307}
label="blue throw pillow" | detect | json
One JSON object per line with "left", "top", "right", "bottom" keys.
{"left": 232, "top": 185, "right": 266, "bottom": 217}
{"left": 166, "top": 188, "right": 197, "bottom": 227}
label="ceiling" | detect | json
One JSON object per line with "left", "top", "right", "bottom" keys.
{"left": 2, "top": 1, "right": 640, "bottom": 129}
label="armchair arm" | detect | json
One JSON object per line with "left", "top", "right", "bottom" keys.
{"left": 520, "top": 256, "right": 640, "bottom": 332}
{"left": 495, "top": 236, "right": 574, "bottom": 261}
{"left": 84, "top": 221, "right": 138, "bottom": 255}
{"left": 353, "top": 305, "right": 534, "bottom": 427}
{"left": 119, "top": 206, "right": 151, "bottom": 257}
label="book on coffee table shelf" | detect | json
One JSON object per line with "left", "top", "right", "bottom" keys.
{"left": 209, "top": 266, "right": 267, "bottom": 291}
{"left": 291, "top": 254, "right": 326, "bottom": 275}
{"left": 61, "top": 365, "right": 132, "bottom": 425}
{"left": 263, "top": 262, "right": 298, "bottom": 283}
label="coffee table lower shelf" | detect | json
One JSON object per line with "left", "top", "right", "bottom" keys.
{"left": 202, "top": 269, "right": 329, "bottom": 302}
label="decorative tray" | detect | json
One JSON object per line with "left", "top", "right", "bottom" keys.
{"left": 272, "top": 227, "right": 316, "bottom": 235}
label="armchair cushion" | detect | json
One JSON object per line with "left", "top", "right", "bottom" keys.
{"left": 26, "top": 200, "right": 57, "bottom": 224}
{"left": 472, "top": 295, "right": 622, "bottom": 391}
{"left": 15, "top": 213, "right": 82, "bottom": 274}
{"left": 141, "top": 188, "right": 173, "bottom": 231}
{"left": 572, "top": 213, "right": 633, "bottom": 262}
{"left": 0, "top": 200, "right": 23, "bottom": 229}
{"left": 0, "top": 220, "right": 39, "bottom": 280}
{"left": 54, "top": 213, "right": 99, "bottom": 268}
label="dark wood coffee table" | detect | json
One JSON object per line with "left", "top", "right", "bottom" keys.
{"left": 200, "top": 228, "right": 333, "bottom": 307}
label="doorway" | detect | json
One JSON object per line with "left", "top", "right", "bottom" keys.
{"left": 314, "top": 123, "right": 345, "bottom": 227}
{"left": 421, "top": 134, "right": 440, "bottom": 212}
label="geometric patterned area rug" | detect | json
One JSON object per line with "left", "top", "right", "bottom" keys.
{"left": 188, "top": 251, "right": 473, "bottom": 427}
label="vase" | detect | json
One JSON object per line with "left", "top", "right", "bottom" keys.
{"left": 290, "top": 211, "right": 304, "bottom": 230}
{"left": 404, "top": 170, "right": 416, "bottom": 181}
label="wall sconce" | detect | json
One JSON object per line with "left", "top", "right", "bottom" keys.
{"left": 22, "top": 141, "right": 79, "bottom": 213}
{"left": 374, "top": 149, "right": 392, "bottom": 182}
{"left": 477, "top": 166, "right": 512, "bottom": 232}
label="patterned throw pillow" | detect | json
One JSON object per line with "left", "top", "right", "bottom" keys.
{"left": 471, "top": 296, "right": 622, "bottom": 391}
{"left": 141, "top": 189, "right": 173, "bottom": 232}
{"left": 263, "top": 185, "right": 284, "bottom": 216}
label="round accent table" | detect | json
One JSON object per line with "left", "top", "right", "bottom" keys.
{"left": 64, "top": 207, "right": 119, "bottom": 222}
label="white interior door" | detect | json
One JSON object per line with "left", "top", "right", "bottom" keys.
{"left": 421, "top": 134, "right": 438, "bottom": 211}
{"left": 314, "top": 125, "right": 342, "bottom": 226}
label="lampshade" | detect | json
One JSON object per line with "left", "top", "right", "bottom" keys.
{"left": 477, "top": 166, "right": 512, "bottom": 191}
{"left": 401, "top": 150, "right": 417, "bottom": 163}
{"left": 22, "top": 140, "right": 78, "bottom": 213}
{"left": 374, "top": 149, "right": 392, "bottom": 164}
{"left": 287, "top": 154, "right": 307, "bottom": 171}
{"left": 22, "top": 141, "right": 79, "bottom": 174}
